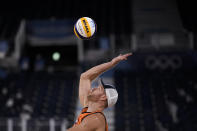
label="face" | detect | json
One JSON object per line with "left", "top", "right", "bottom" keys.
{"left": 91, "top": 85, "right": 105, "bottom": 96}
{"left": 88, "top": 84, "right": 107, "bottom": 102}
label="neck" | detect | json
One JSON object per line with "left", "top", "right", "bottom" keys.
{"left": 87, "top": 101, "right": 105, "bottom": 112}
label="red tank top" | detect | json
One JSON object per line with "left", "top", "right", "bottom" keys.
{"left": 75, "top": 107, "right": 108, "bottom": 131}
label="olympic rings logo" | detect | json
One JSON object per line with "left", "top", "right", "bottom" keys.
{"left": 145, "top": 55, "right": 182, "bottom": 69}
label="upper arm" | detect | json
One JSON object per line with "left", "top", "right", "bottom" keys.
{"left": 79, "top": 74, "right": 92, "bottom": 107}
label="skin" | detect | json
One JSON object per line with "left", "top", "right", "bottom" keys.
{"left": 68, "top": 53, "right": 132, "bottom": 131}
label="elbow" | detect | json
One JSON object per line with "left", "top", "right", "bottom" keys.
{"left": 80, "top": 72, "right": 94, "bottom": 81}
{"left": 80, "top": 72, "right": 88, "bottom": 79}
{"left": 80, "top": 71, "right": 97, "bottom": 81}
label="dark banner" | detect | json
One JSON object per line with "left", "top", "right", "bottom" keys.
{"left": 117, "top": 51, "right": 197, "bottom": 72}
{"left": 26, "top": 19, "right": 76, "bottom": 45}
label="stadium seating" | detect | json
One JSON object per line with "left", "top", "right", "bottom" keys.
{"left": 0, "top": 71, "right": 77, "bottom": 122}
{"left": 114, "top": 69, "right": 197, "bottom": 131}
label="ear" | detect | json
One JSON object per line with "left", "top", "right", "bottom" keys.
{"left": 100, "top": 94, "right": 107, "bottom": 101}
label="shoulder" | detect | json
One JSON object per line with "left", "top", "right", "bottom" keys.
{"left": 87, "top": 112, "right": 106, "bottom": 121}
{"left": 82, "top": 112, "right": 106, "bottom": 129}
{"left": 68, "top": 112, "right": 106, "bottom": 131}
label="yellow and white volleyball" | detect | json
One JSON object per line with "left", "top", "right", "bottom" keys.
{"left": 74, "top": 17, "right": 97, "bottom": 40}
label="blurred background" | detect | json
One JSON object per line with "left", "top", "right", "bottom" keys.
{"left": 0, "top": 0, "right": 197, "bottom": 130}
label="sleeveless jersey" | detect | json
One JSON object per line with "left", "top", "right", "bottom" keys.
{"left": 75, "top": 107, "right": 108, "bottom": 131}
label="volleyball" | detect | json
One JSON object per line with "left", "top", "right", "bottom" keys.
{"left": 74, "top": 17, "right": 97, "bottom": 40}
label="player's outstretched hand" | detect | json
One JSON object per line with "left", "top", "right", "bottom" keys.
{"left": 111, "top": 53, "right": 132, "bottom": 65}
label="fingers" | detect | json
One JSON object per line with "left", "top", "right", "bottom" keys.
{"left": 122, "top": 53, "right": 132, "bottom": 59}
{"left": 115, "top": 53, "right": 132, "bottom": 61}
{"left": 124, "top": 53, "right": 132, "bottom": 57}
{"left": 119, "top": 53, "right": 132, "bottom": 57}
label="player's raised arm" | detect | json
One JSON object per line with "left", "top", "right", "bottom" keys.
{"left": 79, "top": 53, "right": 132, "bottom": 107}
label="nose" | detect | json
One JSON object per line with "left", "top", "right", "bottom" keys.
{"left": 99, "top": 85, "right": 104, "bottom": 91}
